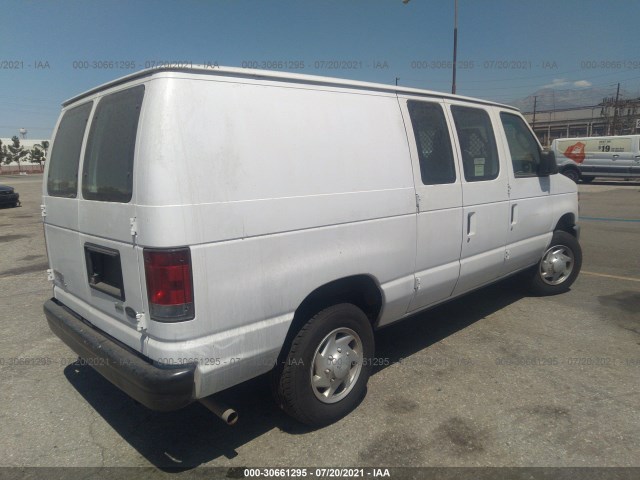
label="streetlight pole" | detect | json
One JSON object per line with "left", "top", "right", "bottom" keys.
{"left": 452, "top": 0, "right": 458, "bottom": 94}
{"left": 402, "top": 0, "right": 458, "bottom": 94}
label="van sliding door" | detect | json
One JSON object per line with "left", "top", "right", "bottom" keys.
{"left": 398, "top": 98, "right": 463, "bottom": 312}
{"left": 447, "top": 103, "right": 509, "bottom": 296}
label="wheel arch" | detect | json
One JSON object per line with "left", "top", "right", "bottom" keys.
{"left": 275, "top": 274, "right": 383, "bottom": 364}
{"left": 554, "top": 212, "right": 578, "bottom": 237}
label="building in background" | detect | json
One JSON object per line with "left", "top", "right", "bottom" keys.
{"left": 523, "top": 98, "right": 640, "bottom": 147}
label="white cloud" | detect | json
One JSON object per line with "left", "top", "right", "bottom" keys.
{"left": 542, "top": 78, "right": 569, "bottom": 89}
{"left": 541, "top": 78, "right": 592, "bottom": 89}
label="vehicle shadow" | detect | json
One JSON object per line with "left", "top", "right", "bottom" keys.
{"left": 583, "top": 180, "right": 640, "bottom": 187}
{"left": 63, "top": 279, "right": 526, "bottom": 470}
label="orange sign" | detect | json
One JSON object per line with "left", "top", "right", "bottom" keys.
{"left": 563, "top": 142, "right": 586, "bottom": 164}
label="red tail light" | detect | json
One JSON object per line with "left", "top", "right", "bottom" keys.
{"left": 143, "top": 248, "right": 194, "bottom": 322}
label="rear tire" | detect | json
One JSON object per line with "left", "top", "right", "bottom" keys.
{"left": 529, "top": 230, "right": 582, "bottom": 295}
{"left": 580, "top": 176, "right": 595, "bottom": 183}
{"left": 561, "top": 168, "right": 580, "bottom": 183}
{"left": 273, "top": 303, "right": 374, "bottom": 427}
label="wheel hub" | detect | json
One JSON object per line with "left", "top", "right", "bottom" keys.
{"left": 548, "top": 254, "right": 567, "bottom": 274}
{"left": 327, "top": 351, "right": 350, "bottom": 381}
{"left": 540, "top": 245, "right": 574, "bottom": 285}
{"left": 311, "top": 328, "right": 363, "bottom": 404}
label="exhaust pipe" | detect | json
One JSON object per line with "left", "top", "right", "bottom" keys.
{"left": 200, "top": 396, "right": 238, "bottom": 426}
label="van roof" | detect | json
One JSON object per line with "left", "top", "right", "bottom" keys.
{"left": 63, "top": 65, "right": 520, "bottom": 111}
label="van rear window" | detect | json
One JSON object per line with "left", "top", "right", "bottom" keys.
{"left": 47, "top": 102, "right": 93, "bottom": 198}
{"left": 407, "top": 101, "right": 456, "bottom": 185}
{"left": 82, "top": 85, "right": 144, "bottom": 203}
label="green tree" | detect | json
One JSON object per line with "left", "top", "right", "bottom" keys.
{"left": 1, "top": 145, "right": 9, "bottom": 165}
{"left": 0, "top": 139, "right": 4, "bottom": 165}
{"left": 34, "top": 140, "right": 50, "bottom": 160}
{"left": 7, "top": 136, "right": 29, "bottom": 172}
{"left": 30, "top": 145, "right": 45, "bottom": 166}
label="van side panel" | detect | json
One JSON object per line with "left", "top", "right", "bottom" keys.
{"left": 144, "top": 217, "right": 416, "bottom": 396}
{"left": 135, "top": 76, "right": 416, "bottom": 206}
{"left": 549, "top": 175, "right": 579, "bottom": 224}
{"left": 134, "top": 76, "right": 418, "bottom": 397}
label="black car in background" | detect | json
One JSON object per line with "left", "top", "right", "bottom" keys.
{"left": 0, "top": 184, "right": 20, "bottom": 208}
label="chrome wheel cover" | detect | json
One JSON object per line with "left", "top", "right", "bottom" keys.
{"left": 540, "top": 244, "right": 574, "bottom": 285}
{"left": 310, "top": 327, "right": 363, "bottom": 404}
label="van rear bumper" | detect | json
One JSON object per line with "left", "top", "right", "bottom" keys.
{"left": 44, "top": 298, "right": 196, "bottom": 411}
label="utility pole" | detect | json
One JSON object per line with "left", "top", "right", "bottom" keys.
{"left": 532, "top": 96, "right": 537, "bottom": 130}
{"left": 611, "top": 82, "right": 620, "bottom": 135}
{"left": 452, "top": 0, "right": 458, "bottom": 94}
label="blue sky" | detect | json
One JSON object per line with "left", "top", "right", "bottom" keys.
{"left": 1, "top": 0, "right": 640, "bottom": 139}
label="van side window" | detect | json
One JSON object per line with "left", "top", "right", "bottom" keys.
{"left": 407, "top": 101, "right": 456, "bottom": 185}
{"left": 82, "top": 85, "right": 144, "bottom": 203}
{"left": 47, "top": 102, "right": 93, "bottom": 198}
{"left": 500, "top": 112, "right": 541, "bottom": 177}
{"left": 451, "top": 106, "right": 499, "bottom": 182}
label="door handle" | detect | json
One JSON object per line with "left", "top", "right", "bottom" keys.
{"left": 511, "top": 204, "right": 518, "bottom": 227}
{"left": 467, "top": 212, "right": 476, "bottom": 239}
{"left": 613, "top": 154, "right": 619, "bottom": 159}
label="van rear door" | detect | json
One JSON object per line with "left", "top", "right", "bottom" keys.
{"left": 44, "top": 85, "right": 147, "bottom": 346}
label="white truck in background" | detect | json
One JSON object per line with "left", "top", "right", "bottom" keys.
{"left": 552, "top": 135, "right": 640, "bottom": 182}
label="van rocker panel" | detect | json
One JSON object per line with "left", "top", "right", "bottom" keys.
{"left": 44, "top": 298, "right": 196, "bottom": 411}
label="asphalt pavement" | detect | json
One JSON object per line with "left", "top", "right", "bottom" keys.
{"left": 0, "top": 174, "right": 638, "bottom": 474}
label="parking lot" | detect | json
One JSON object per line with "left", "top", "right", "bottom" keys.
{"left": 0, "top": 174, "right": 638, "bottom": 471}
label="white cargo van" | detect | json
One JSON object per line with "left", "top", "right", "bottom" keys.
{"left": 552, "top": 135, "right": 640, "bottom": 182}
{"left": 43, "top": 66, "right": 581, "bottom": 427}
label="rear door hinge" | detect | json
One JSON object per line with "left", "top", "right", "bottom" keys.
{"left": 414, "top": 277, "right": 421, "bottom": 291}
{"left": 135, "top": 312, "right": 147, "bottom": 332}
{"left": 415, "top": 193, "right": 421, "bottom": 212}
{"left": 40, "top": 204, "right": 46, "bottom": 218}
{"left": 507, "top": 184, "right": 512, "bottom": 197}
{"left": 130, "top": 217, "right": 138, "bottom": 237}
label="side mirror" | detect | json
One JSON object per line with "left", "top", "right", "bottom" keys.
{"left": 538, "top": 150, "right": 558, "bottom": 176}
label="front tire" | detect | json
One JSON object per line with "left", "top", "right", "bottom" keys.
{"left": 273, "top": 303, "right": 374, "bottom": 427}
{"left": 529, "top": 230, "right": 582, "bottom": 295}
